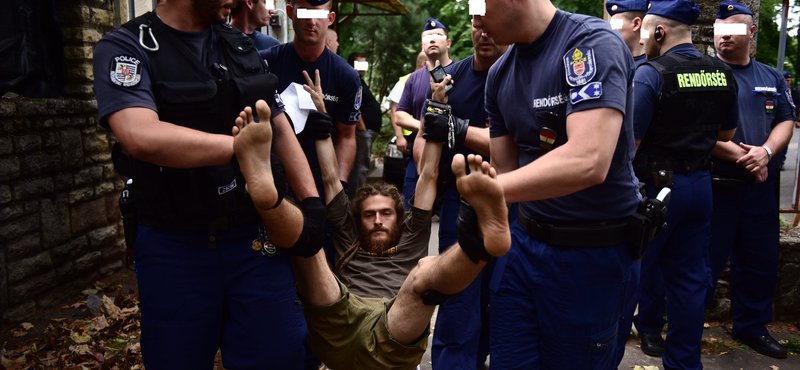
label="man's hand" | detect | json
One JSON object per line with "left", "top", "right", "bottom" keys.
{"left": 736, "top": 142, "right": 770, "bottom": 172}
{"left": 302, "top": 69, "right": 326, "bottom": 113}
{"left": 396, "top": 135, "right": 408, "bottom": 152}
{"left": 750, "top": 165, "right": 768, "bottom": 183}
{"left": 431, "top": 73, "right": 453, "bottom": 104}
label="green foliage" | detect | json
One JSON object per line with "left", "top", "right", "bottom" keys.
{"left": 755, "top": 0, "right": 799, "bottom": 75}
{"left": 782, "top": 336, "right": 800, "bottom": 354}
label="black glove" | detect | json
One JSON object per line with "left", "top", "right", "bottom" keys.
{"left": 423, "top": 112, "right": 449, "bottom": 143}
{"left": 452, "top": 116, "right": 469, "bottom": 149}
{"left": 305, "top": 111, "right": 334, "bottom": 140}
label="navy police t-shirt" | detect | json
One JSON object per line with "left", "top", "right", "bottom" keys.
{"left": 260, "top": 43, "right": 362, "bottom": 174}
{"left": 726, "top": 60, "right": 794, "bottom": 148}
{"left": 486, "top": 10, "right": 640, "bottom": 222}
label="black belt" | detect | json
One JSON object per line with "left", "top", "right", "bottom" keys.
{"left": 140, "top": 211, "right": 260, "bottom": 232}
{"left": 517, "top": 209, "right": 628, "bottom": 247}
{"left": 634, "top": 156, "right": 710, "bottom": 177}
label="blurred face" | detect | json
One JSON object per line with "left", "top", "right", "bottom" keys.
{"left": 193, "top": 0, "right": 236, "bottom": 25}
{"left": 251, "top": 0, "right": 272, "bottom": 28}
{"left": 472, "top": 23, "right": 507, "bottom": 60}
{"left": 786, "top": 77, "right": 793, "bottom": 87}
{"left": 472, "top": 0, "right": 516, "bottom": 45}
{"left": 639, "top": 15, "right": 660, "bottom": 59}
{"left": 355, "top": 56, "right": 367, "bottom": 77}
{"left": 421, "top": 28, "right": 450, "bottom": 60}
{"left": 325, "top": 29, "right": 339, "bottom": 53}
{"left": 359, "top": 195, "right": 401, "bottom": 254}
{"left": 714, "top": 14, "right": 755, "bottom": 60}
{"left": 611, "top": 13, "right": 639, "bottom": 47}
{"left": 288, "top": 0, "right": 335, "bottom": 47}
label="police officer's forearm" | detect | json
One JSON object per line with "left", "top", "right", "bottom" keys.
{"left": 497, "top": 108, "right": 621, "bottom": 203}
{"left": 273, "top": 114, "right": 319, "bottom": 201}
{"left": 395, "top": 110, "right": 421, "bottom": 133}
{"left": 764, "top": 120, "right": 794, "bottom": 155}
{"left": 334, "top": 121, "right": 356, "bottom": 181}
{"left": 315, "top": 138, "right": 343, "bottom": 205}
{"left": 489, "top": 135, "right": 520, "bottom": 175}
{"left": 108, "top": 107, "right": 234, "bottom": 168}
{"left": 464, "top": 127, "right": 490, "bottom": 157}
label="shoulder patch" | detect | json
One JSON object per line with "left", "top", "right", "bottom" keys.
{"left": 354, "top": 86, "right": 363, "bottom": 110}
{"left": 569, "top": 82, "right": 603, "bottom": 104}
{"left": 349, "top": 111, "right": 361, "bottom": 122}
{"left": 109, "top": 55, "right": 142, "bottom": 87}
{"left": 563, "top": 47, "right": 596, "bottom": 87}
{"left": 786, "top": 88, "right": 797, "bottom": 109}
{"left": 274, "top": 93, "right": 285, "bottom": 109}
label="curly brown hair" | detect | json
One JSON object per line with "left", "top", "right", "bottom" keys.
{"left": 335, "top": 182, "right": 405, "bottom": 278}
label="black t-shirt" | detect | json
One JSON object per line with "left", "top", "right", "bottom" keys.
{"left": 360, "top": 79, "right": 383, "bottom": 132}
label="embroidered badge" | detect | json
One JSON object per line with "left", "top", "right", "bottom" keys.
{"left": 786, "top": 88, "right": 797, "bottom": 110}
{"left": 354, "top": 86, "right": 363, "bottom": 110}
{"left": 570, "top": 82, "right": 603, "bottom": 104}
{"left": 274, "top": 93, "right": 285, "bottom": 109}
{"left": 765, "top": 100, "right": 775, "bottom": 114}
{"left": 349, "top": 111, "right": 362, "bottom": 122}
{"left": 563, "top": 47, "right": 596, "bottom": 87}
{"left": 539, "top": 127, "right": 557, "bottom": 150}
{"left": 110, "top": 55, "right": 142, "bottom": 87}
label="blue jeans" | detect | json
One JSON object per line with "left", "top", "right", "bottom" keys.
{"left": 490, "top": 221, "right": 637, "bottom": 369}
{"left": 134, "top": 225, "right": 307, "bottom": 370}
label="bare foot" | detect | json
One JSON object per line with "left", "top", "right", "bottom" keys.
{"left": 233, "top": 100, "right": 278, "bottom": 210}
{"left": 452, "top": 154, "right": 511, "bottom": 257}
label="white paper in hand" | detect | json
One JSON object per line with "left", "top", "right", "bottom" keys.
{"left": 280, "top": 83, "right": 318, "bottom": 134}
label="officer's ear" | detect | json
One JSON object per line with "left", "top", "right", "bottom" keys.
{"left": 287, "top": 3, "right": 295, "bottom": 18}
{"left": 654, "top": 26, "right": 664, "bottom": 42}
{"left": 327, "top": 9, "right": 336, "bottom": 25}
{"left": 631, "top": 16, "right": 643, "bottom": 32}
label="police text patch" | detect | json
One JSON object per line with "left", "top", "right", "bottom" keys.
{"left": 563, "top": 47, "right": 596, "bottom": 87}
{"left": 674, "top": 68, "right": 729, "bottom": 91}
{"left": 110, "top": 55, "right": 142, "bottom": 87}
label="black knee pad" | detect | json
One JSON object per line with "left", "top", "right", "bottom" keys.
{"left": 420, "top": 289, "right": 456, "bottom": 306}
{"left": 457, "top": 197, "right": 492, "bottom": 264}
{"left": 287, "top": 197, "right": 326, "bottom": 257}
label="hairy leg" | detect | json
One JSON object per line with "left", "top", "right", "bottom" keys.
{"left": 387, "top": 154, "right": 510, "bottom": 344}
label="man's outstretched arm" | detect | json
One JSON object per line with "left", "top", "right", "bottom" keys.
{"left": 386, "top": 154, "right": 511, "bottom": 344}
{"left": 302, "top": 70, "right": 343, "bottom": 205}
{"left": 233, "top": 99, "right": 339, "bottom": 308}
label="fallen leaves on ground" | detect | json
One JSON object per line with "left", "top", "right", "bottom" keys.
{"left": 0, "top": 285, "right": 143, "bottom": 370}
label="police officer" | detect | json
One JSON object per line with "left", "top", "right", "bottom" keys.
{"left": 705, "top": 0, "right": 795, "bottom": 359}
{"left": 613, "top": 1, "right": 739, "bottom": 368}
{"left": 260, "top": 0, "right": 362, "bottom": 269}
{"left": 418, "top": 23, "right": 508, "bottom": 369}
{"left": 606, "top": 0, "right": 649, "bottom": 67}
{"left": 92, "top": 0, "right": 322, "bottom": 368}
{"left": 473, "top": 0, "right": 641, "bottom": 366}
{"left": 396, "top": 18, "right": 453, "bottom": 210}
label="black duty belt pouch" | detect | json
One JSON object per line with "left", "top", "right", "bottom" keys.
{"left": 625, "top": 196, "right": 668, "bottom": 261}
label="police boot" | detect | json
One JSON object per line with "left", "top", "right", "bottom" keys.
{"left": 639, "top": 331, "right": 665, "bottom": 357}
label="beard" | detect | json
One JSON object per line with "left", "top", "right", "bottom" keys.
{"left": 193, "top": 0, "right": 228, "bottom": 25}
{"left": 358, "top": 224, "right": 402, "bottom": 255}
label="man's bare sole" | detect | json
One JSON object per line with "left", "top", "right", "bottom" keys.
{"left": 452, "top": 154, "right": 511, "bottom": 256}
{"left": 233, "top": 100, "right": 278, "bottom": 210}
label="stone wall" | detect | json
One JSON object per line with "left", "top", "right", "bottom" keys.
{"left": 707, "top": 230, "right": 800, "bottom": 322}
{"left": 693, "top": 0, "right": 759, "bottom": 56}
{"left": 0, "top": 0, "right": 125, "bottom": 327}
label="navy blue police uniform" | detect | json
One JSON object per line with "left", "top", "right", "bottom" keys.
{"left": 250, "top": 29, "right": 280, "bottom": 50}
{"left": 260, "top": 41, "right": 361, "bottom": 270}
{"left": 486, "top": 10, "right": 641, "bottom": 368}
{"left": 396, "top": 18, "right": 450, "bottom": 210}
{"left": 705, "top": 1, "right": 796, "bottom": 350}
{"left": 612, "top": 2, "right": 740, "bottom": 368}
{"left": 421, "top": 54, "right": 492, "bottom": 369}
{"left": 93, "top": 13, "right": 307, "bottom": 370}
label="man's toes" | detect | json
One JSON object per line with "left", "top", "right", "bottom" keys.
{"left": 467, "top": 154, "right": 481, "bottom": 173}
{"left": 255, "top": 99, "right": 271, "bottom": 121}
{"left": 480, "top": 160, "right": 491, "bottom": 175}
{"left": 451, "top": 153, "right": 467, "bottom": 178}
